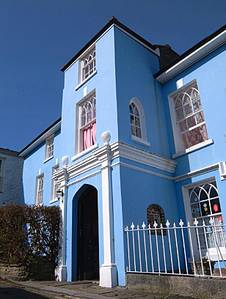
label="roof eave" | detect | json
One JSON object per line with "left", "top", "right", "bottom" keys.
{"left": 155, "top": 29, "right": 226, "bottom": 83}
{"left": 19, "top": 118, "right": 61, "bottom": 158}
{"left": 61, "top": 17, "right": 159, "bottom": 72}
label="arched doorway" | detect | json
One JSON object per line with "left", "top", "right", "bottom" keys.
{"left": 77, "top": 185, "right": 99, "bottom": 280}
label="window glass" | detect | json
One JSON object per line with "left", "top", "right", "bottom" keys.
{"left": 79, "top": 93, "right": 96, "bottom": 152}
{"left": 172, "top": 82, "right": 208, "bottom": 149}
{"left": 80, "top": 47, "right": 96, "bottom": 82}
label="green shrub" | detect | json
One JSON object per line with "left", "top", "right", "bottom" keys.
{"left": 0, "top": 204, "right": 61, "bottom": 277}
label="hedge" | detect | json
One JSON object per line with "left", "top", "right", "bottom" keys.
{"left": 0, "top": 204, "right": 61, "bottom": 279}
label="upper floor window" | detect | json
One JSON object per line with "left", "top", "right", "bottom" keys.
{"left": 78, "top": 92, "right": 96, "bottom": 152}
{"left": 51, "top": 165, "right": 60, "bottom": 202}
{"left": 45, "top": 136, "right": 54, "bottom": 160}
{"left": 129, "top": 98, "right": 147, "bottom": 143}
{"left": 0, "top": 159, "right": 4, "bottom": 193}
{"left": 170, "top": 81, "right": 208, "bottom": 152}
{"left": 35, "top": 174, "right": 44, "bottom": 205}
{"left": 79, "top": 47, "right": 96, "bottom": 83}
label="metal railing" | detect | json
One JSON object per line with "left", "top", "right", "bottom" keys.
{"left": 124, "top": 218, "right": 226, "bottom": 277}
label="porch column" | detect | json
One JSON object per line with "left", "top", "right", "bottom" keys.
{"left": 57, "top": 164, "right": 69, "bottom": 281}
{"left": 99, "top": 132, "right": 118, "bottom": 287}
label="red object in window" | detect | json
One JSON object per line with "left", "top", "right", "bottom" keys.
{"left": 213, "top": 204, "right": 219, "bottom": 213}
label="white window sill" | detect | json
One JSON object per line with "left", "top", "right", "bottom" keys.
{"left": 50, "top": 198, "right": 59, "bottom": 204}
{"left": 173, "top": 139, "right": 214, "bottom": 159}
{"left": 44, "top": 156, "right": 54, "bottom": 163}
{"left": 71, "top": 144, "right": 98, "bottom": 161}
{"left": 75, "top": 70, "right": 97, "bottom": 91}
{"left": 131, "top": 135, "right": 150, "bottom": 146}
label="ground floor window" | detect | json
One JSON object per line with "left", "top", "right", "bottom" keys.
{"left": 189, "top": 180, "right": 224, "bottom": 249}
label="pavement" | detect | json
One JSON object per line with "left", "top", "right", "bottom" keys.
{"left": 0, "top": 279, "right": 197, "bottom": 299}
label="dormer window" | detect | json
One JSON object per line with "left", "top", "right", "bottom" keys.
{"left": 45, "top": 136, "right": 54, "bottom": 160}
{"left": 79, "top": 47, "right": 96, "bottom": 83}
{"left": 78, "top": 92, "right": 96, "bottom": 152}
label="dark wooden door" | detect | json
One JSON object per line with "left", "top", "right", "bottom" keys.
{"left": 77, "top": 186, "right": 99, "bottom": 280}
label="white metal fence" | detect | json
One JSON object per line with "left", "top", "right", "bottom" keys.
{"left": 124, "top": 218, "right": 226, "bottom": 278}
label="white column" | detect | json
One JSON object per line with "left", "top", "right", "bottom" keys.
{"left": 56, "top": 167, "right": 68, "bottom": 281}
{"left": 99, "top": 132, "right": 118, "bottom": 287}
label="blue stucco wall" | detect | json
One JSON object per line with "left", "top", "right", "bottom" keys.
{"left": 23, "top": 129, "right": 61, "bottom": 206}
{"left": 114, "top": 27, "right": 170, "bottom": 158}
{"left": 22, "top": 23, "right": 226, "bottom": 285}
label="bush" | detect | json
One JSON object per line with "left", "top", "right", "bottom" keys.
{"left": 0, "top": 204, "right": 61, "bottom": 279}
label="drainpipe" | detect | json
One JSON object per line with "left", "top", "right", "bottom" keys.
{"left": 99, "top": 132, "right": 118, "bottom": 287}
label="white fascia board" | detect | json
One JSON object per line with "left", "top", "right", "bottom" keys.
{"left": 156, "top": 31, "right": 226, "bottom": 83}
{"left": 19, "top": 121, "right": 61, "bottom": 158}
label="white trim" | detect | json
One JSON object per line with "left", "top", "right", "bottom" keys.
{"left": 111, "top": 142, "right": 176, "bottom": 173}
{"left": 114, "top": 24, "right": 159, "bottom": 56}
{"left": 19, "top": 120, "right": 61, "bottom": 157}
{"left": 156, "top": 30, "right": 226, "bottom": 83}
{"left": 129, "top": 97, "right": 148, "bottom": 143}
{"left": 119, "top": 161, "right": 173, "bottom": 180}
{"left": 43, "top": 156, "right": 54, "bottom": 164}
{"left": 72, "top": 144, "right": 98, "bottom": 161}
{"left": 67, "top": 169, "right": 101, "bottom": 187}
{"left": 173, "top": 139, "right": 214, "bottom": 159}
{"left": 75, "top": 70, "right": 97, "bottom": 91}
{"left": 63, "top": 24, "right": 159, "bottom": 72}
{"left": 175, "top": 163, "right": 218, "bottom": 182}
{"left": 131, "top": 136, "right": 150, "bottom": 146}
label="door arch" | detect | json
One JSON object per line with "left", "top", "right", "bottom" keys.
{"left": 77, "top": 184, "right": 99, "bottom": 280}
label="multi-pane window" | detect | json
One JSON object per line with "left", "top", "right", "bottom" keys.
{"left": 51, "top": 165, "right": 60, "bottom": 201}
{"left": 35, "top": 174, "right": 44, "bottom": 205}
{"left": 45, "top": 136, "right": 54, "bottom": 160}
{"left": 79, "top": 93, "right": 96, "bottom": 152}
{"left": 80, "top": 47, "right": 96, "bottom": 83}
{"left": 189, "top": 181, "right": 224, "bottom": 248}
{"left": 0, "top": 159, "right": 3, "bottom": 193}
{"left": 129, "top": 102, "right": 142, "bottom": 138}
{"left": 172, "top": 82, "right": 208, "bottom": 149}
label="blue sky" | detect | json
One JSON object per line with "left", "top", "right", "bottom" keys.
{"left": 1, "top": 0, "right": 226, "bottom": 151}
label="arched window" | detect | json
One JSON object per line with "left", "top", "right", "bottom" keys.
{"left": 172, "top": 81, "right": 208, "bottom": 150}
{"left": 129, "top": 98, "right": 147, "bottom": 142}
{"left": 189, "top": 181, "right": 222, "bottom": 222}
{"left": 78, "top": 93, "right": 96, "bottom": 152}
{"left": 147, "top": 204, "right": 166, "bottom": 227}
{"left": 188, "top": 180, "right": 224, "bottom": 248}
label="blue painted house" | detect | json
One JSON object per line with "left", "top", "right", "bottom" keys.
{"left": 19, "top": 18, "right": 226, "bottom": 287}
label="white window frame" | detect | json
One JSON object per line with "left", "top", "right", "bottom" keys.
{"left": 129, "top": 97, "right": 148, "bottom": 145}
{"left": 51, "top": 164, "right": 60, "bottom": 202}
{"left": 45, "top": 135, "right": 54, "bottom": 161}
{"left": 35, "top": 174, "right": 44, "bottom": 206}
{"left": 76, "top": 91, "right": 96, "bottom": 153}
{"left": 78, "top": 46, "right": 96, "bottom": 84}
{"left": 0, "top": 158, "right": 5, "bottom": 193}
{"left": 182, "top": 178, "right": 226, "bottom": 260}
{"left": 169, "top": 80, "right": 209, "bottom": 154}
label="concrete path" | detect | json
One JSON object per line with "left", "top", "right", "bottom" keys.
{"left": 3, "top": 279, "right": 197, "bottom": 299}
